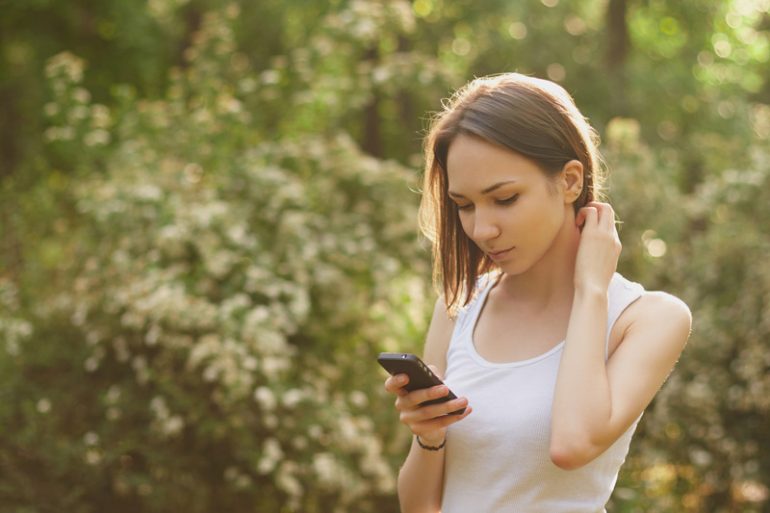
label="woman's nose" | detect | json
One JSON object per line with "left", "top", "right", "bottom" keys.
{"left": 472, "top": 211, "right": 500, "bottom": 241}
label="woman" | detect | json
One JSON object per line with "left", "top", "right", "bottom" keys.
{"left": 383, "top": 73, "right": 691, "bottom": 512}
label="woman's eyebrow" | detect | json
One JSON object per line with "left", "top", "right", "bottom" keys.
{"left": 447, "top": 180, "right": 517, "bottom": 199}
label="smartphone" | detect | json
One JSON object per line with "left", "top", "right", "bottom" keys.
{"left": 377, "top": 352, "right": 465, "bottom": 415}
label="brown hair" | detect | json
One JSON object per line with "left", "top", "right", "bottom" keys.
{"left": 418, "top": 73, "right": 606, "bottom": 316}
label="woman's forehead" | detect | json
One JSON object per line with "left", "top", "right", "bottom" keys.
{"left": 446, "top": 134, "right": 543, "bottom": 190}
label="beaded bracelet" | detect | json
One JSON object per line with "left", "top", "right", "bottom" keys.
{"left": 416, "top": 435, "right": 446, "bottom": 451}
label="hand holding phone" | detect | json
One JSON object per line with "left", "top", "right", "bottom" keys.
{"left": 378, "top": 352, "right": 466, "bottom": 415}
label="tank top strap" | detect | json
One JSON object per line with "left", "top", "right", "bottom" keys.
{"left": 604, "top": 272, "right": 645, "bottom": 359}
{"left": 451, "top": 273, "right": 499, "bottom": 345}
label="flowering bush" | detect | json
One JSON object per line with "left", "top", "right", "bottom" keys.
{"left": 51, "top": 132, "right": 427, "bottom": 511}
{"left": 604, "top": 118, "right": 770, "bottom": 512}
{"left": 1, "top": 4, "right": 438, "bottom": 512}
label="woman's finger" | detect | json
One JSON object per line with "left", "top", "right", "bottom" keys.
{"left": 384, "top": 373, "right": 409, "bottom": 394}
{"left": 413, "top": 406, "right": 473, "bottom": 432}
{"left": 396, "top": 384, "right": 450, "bottom": 411}
{"left": 595, "top": 202, "right": 615, "bottom": 230}
{"left": 415, "top": 396, "right": 469, "bottom": 420}
{"left": 579, "top": 206, "right": 598, "bottom": 228}
{"left": 398, "top": 395, "right": 469, "bottom": 425}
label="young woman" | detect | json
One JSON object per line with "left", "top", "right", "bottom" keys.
{"left": 383, "top": 73, "right": 691, "bottom": 512}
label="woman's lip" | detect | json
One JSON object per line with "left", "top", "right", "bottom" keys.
{"left": 488, "top": 247, "right": 514, "bottom": 259}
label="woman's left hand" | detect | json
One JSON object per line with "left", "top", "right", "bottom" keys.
{"left": 574, "top": 202, "right": 621, "bottom": 293}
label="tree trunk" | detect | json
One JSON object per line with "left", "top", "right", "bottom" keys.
{"left": 606, "top": 0, "right": 630, "bottom": 115}
{"left": 362, "top": 46, "right": 382, "bottom": 157}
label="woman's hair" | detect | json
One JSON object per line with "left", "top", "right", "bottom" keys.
{"left": 418, "top": 73, "right": 606, "bottom": 316}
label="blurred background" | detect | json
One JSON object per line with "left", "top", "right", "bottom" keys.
{"left": 0, "top": 0, "right": 768, "bottom": 512}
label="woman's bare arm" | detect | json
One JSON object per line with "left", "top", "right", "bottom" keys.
{"left": 385, "top": 297, "right": 472, "bottom": 513}
{"left": 550, "top": 202, "right": 691, "bottom": 469}
{"left": 550, "top": 289, "right": 690, "bottom": 469}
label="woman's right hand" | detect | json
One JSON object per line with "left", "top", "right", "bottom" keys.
{"left": 383, "top": 365, "right": 472, "bottom": 446}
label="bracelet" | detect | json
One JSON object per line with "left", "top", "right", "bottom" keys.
{"left": 416, "top": 435, "right": 446, "bottom": 451}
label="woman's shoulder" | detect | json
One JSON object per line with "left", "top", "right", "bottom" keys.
{"left": 611, "top": 272, "right": 689, "bottom": 316}
{"left": 618, "top": 280, "right": 692, "bottom": 341}
{"left": 635, "top": 290, "right": 692, "bottom": 324}
{"left": 609, "top": 274, "right": 691, "bottom": 356}
{"left": 422, "top": 295, "right": 457, "bottom": 377}
{"left": 610, "top": 271, "right": 644, "bottom": 293}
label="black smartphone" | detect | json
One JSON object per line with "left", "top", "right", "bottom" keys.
{"left": 377, "top": 352, "right": 465, "bottom": 415}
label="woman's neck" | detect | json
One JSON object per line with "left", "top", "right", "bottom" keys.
{"left": 496, "top": 208, "right": 580, "bottom": 309}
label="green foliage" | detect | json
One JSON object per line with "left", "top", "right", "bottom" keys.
{"left": 604, "top": 121, "right": 770, "bottom": 512}
{"left": 1, "top": 0, "right": 769, "bottom": 512}
{"left": 1, "top": 5, "right": 433, "bottom": 512}
{"left": 633, "top": 139, "right": 770, "bottom": 513}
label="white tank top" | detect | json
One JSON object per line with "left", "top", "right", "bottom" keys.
{"left": 441, "top": 272, "right": 645, "bottom": 513}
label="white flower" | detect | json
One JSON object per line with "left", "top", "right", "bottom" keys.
{"left": 133, "top": 184, "right": 162, "bottom": 202}
{"left": 256, "top": 330, "right": 289, "bottom": 355}
{"left": 257, "top": 438, "right": 283, "bottom": 474}
{"left": 145, "top": 324, "right": 161, "bottom": 346}
{"left": 226, "top": 224, "right": 251, "bottom": 247}
{"left": 288, "top": 288, "right": 310, "bottom": 321}
{"left": 69, "top": 104, "right": 89, "bottom": 121}
{"left": 254, "top": 386, "right": 276, "bottom": 410}
{"left": 275, "top": 461, "right": 303, "bottom": 497}
{"left": 243, "top": 305, "right": 269, "bottom": 330}
{"left": 202, "top": 365, "right": 219, "bottom": 382}
{"left": 313, "top": 452, "right": 340, "bottom": 487}
{"left": 238, "top": 77, "right": 257, "bottom": 94}
{"left": 37, "top": 398, "right": 52, "bottom": 414}
{"left": 349, "top": 390, "right": 368, "bottom": 408}
{"left": 205, "top": 250, "right": 236, "bottom": 278}
{"left": 282, "top": 388, "right": 304, "bottom": 408}
{"left": 163, "top": 415, "right": 185, "bottom": 436}
{"left": 72, "top": 87, "right": 91, "bottom": 104}
{"left": 84, "top": 449, "right": 102, "bottom": 465}
{"left": 150, "top": 396, "right": 170, "bottom": 419}
{"left": 260, "top": 70, "right": 280, "bottom": 85}
{"left": 83, "top": 431, "right": 99, "bottom": 446}
{"left": 132, "top": 356, "right": 149, "bottom": 384}
{"left": 105, "top": 385, "right": 121, "bottom": 404}
{"left": 84, "top": 129, "right": 110, "bottom": 147}
{"left": 242, "top": 355, "right": 258, "bottom": 371}
{"left": 220, "top": 293, "right": 251, "bottom": 320}
{"left": 84, "top": 356, "right": 99, "bottom": 372}
{"left": 261, "top": 355, "right": 290, "bottom": 379}
{"left": 45, "top": 52, "right": 84, "bottom": 81}
{"left": 308, "top": 424, "right": 323, "bottom": 440}
{"left": 90, "top": 104, "right": 111, "bottom": 128}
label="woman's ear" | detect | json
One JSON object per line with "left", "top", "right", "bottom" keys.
{"left": 560, "top": 160, "right": 584, "bottom": 204}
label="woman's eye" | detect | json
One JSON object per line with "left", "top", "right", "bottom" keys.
{"left": 499, "top": 194, "right": 519, "bottom": 204}
{"left": 497, "top": 194, "right": 519, "bottom": 206}
{"left": 456, "top": 195, "right": 517, "bottom": 211}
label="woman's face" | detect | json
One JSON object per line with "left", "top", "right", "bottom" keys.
{"left": 446, "top": 134, "right": 570, "bottom": 275}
